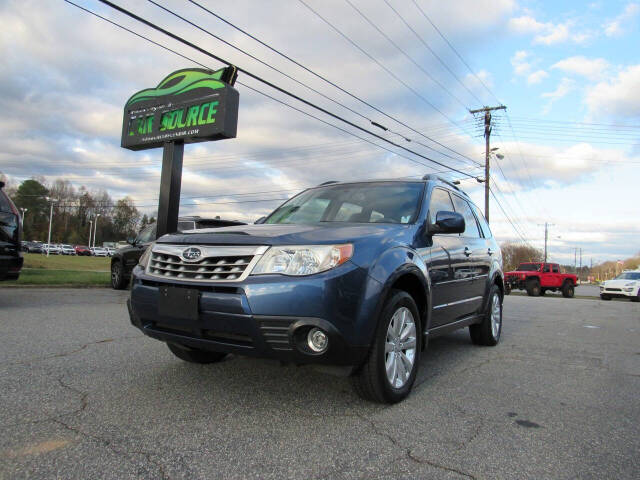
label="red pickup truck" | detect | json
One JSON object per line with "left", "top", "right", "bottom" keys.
{"left": 504, "top": 262, "right": 577, "bottom": 298}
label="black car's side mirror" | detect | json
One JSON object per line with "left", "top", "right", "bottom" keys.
{"left": 428, "top": 211, "right": 465, "bottom": 234}
{"left": 254, "top": 216, "right": 266, "bottom": 224}
{"left": 127, "top": 237, "right": 137, "bottom": 245}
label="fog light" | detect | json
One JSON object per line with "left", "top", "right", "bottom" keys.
{"left": 307, "top": 328, "right": 328, "bottom": 353}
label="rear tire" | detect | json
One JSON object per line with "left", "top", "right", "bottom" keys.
{"left": 540, "top": 288, "right": 546, "bottom": 296}
{"left": 110, "top": 261, "right": 127, "bottom": 290}
{"left": 600, "top": 294, "right": 611, "bottom": 301}
{"left": 470, "top": 284, "right": 502, "bottom": 346}
{"left": 504, "top": 284, "right": 511, "bottom": 295}
{"left": 167, "top": 343, "right": 227, "bottom": 364}
{"left": 562, "top": 282, "right": 575, "bottom": 298}
{"left": 351, "top": 290, "right": 421, "bottom": 404}
{"left": 526, "top": 279, "right": 541, "bottom": 297}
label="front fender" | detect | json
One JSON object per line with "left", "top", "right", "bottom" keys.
{"left": 366, "top": 247, "right": 432, "bottom": 334}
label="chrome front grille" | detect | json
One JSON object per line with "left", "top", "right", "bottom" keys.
{"left": 146, "top": 245, "right": 268, "bottom": 282}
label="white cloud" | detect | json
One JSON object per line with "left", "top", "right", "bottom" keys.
{"left": 603, "top": 3, "right": 639, "bottom": 36}
{"left": 541, "top": 78, "right": 574, "bottom": 113}
{"left": 527, "top": 70, "right": 549, "bottom": 84}
{"left": 508, "top": 15, "right": 590, "bottom": 45}
{"left": 585, "top": 65, "right": 640, "bottom": 118}
{"left": 551, "top": 56, "right": 609, "bottom": 80}
{"left": 510, "top": 51, "right": 548, "bottom": 85}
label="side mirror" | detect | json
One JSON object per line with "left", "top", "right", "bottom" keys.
{"left": 254, "top": 216, "right": 266, "bottom": 224}
{"left": 429, "top": 211, "right": 465, "bottom": 234}
{"left": 127, "top": 237, "right": 136, "bottom": 245}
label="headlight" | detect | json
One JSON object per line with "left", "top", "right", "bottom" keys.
{"left": 625, "top": 282, "right": 637, "bottom": 287}
{"left": 251, "top": 244, "right": 353, "bottom": 276}
{"left": 138, "top": 243, "right": 155, "bottom": 271}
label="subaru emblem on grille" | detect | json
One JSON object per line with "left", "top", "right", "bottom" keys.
{"left": 182, "top": 247, "right": 202, "bottom": 262}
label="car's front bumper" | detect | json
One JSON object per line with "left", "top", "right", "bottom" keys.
{"left": 128, "top": 262, "right": 377, "bottom": 366}
{"left": 600, "top": 287, "right": 640, "bottom": 298}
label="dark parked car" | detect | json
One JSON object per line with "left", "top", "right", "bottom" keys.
{"left": 21, "top": 241, "right": 44, "bottom": 253}
{"left": 111, "top": 217, "right": 246, "bottom": 289}
{"left": 127, "top": 176, "right": 504, "bottom": 403}
{"left": 0, "top": 181, "right": 23, "bottom": 281}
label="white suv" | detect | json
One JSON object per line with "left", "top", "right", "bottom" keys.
{"left": 600, "top": 270, "right": 640, "bottom": 302}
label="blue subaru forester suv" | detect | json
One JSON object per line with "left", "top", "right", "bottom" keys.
{"left": 128, "top": 175, "right": 504, "bottom": 403}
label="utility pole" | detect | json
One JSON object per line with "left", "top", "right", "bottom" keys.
{"left": 469, "top": 105, "right": 506, "bottom": 223}
{"left": 93, "top": 214, "right": 101, "bottom": 249}
{"left": 579, "top": 248, "right": 582, "bottom": 283}
{"left": 537, "top": 222, "right": 555, "bottom": 262}
{"left": 574, "top": 248, "right": 577, "bottom": 273}
{"left": 88, "top": 220, "right": 93, "bottom": 248}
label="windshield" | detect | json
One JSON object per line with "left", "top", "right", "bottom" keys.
{"left": 265, "top": 182, "right": 424, "bottom": 225}
{"left": 615, "top": 272, "right": 640, "bottom": 280}
{"left": 517, "top": 263, "right": 542, "bottom": 271}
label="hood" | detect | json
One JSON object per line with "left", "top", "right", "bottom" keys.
{"left": 157, "top": 223, "right": 415, "bottom": 247}
{"left": 603, "top": 279, "right": 638, "bottom": 287}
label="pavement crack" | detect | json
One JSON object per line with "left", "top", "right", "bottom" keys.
{"left": 52, "top": 418, "right": 170, "bottom": 479}
{"left": 406, "top": 450, "right": 477, "bottom": 479}
{"left": 4, "top": 335, "right": 142, "bottom": 366}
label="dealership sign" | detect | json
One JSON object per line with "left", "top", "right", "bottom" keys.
{"left": 121, "top": 67, "right": 239, "bottom": 150}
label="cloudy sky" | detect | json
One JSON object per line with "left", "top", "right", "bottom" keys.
{"left": 0, "top": 0, "right": 638, "bottom": 264}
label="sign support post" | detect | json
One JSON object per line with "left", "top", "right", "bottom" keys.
{"left": 121, "top": 66, "right": 239, "bottom": 239}
{"left": 157, "top": 140, "right": 185, "bottom": 238}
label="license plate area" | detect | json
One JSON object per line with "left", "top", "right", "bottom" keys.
{"left": 158, "top": 286, "right": 199, "bottom": 321}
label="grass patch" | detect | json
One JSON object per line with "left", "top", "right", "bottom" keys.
{"left": 1, "top": 253, "right": 111, "bottom": 286}
{"left": 22, "top": 253, "right": 110, "bottom": 272}
{"left": 3, "top": 269, "right": 110, "bottom": 286}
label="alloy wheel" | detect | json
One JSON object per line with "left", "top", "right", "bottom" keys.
{"left": 385, "top": 307, "right": 417, "bottom": 389}
{"left": 490, "top": 294, "right": 501, "bottom": 339}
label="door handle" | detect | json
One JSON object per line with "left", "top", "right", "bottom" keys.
{"left": 487, "top": 248, "right": 493, "bottom": 256}
{"left": 464, "top": 247, "right": 472, "bottom": 257}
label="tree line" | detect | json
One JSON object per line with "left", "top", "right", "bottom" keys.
{"left": 1, "top": 176, "right": 153, "bottom": 246}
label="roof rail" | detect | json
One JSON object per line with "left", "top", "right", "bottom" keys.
{"left": 318, "top": 180, "right": 339, "bottom": 186}
{"left": 421, "top": 174, "right": 465, "bottom": 193}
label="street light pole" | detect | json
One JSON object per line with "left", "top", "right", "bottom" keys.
{"left": 46, "top": 199, "right": 57, "bottom": 257}
{"left": 88, "top": 220, "right": 93, "bottom": 248}
{"left": 19, "top": 208, "right": 27, "bottom": 224}
{"left": 93, "top": 214, "right": 101, "bottom": 248}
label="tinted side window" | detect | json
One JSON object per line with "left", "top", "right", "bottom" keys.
{"left": 552, "top": 264, "right": 559, "bottom": 273}
{"left": 451, "top": 195, "right": 480, "bottom": 238}
{"left": 0, "top": 191, "right": 11, "bottom": 213}
{"left": 472, "top": 204, "right": 492, "bottom": 238}
{"left": 543, "top": 264, "right": 551, "bottom": 273}
{"left": 428, "top": 188, "right": 454, "bottom": 223}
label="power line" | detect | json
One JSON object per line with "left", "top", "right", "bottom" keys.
{"left": 187, "top": 0, "right": 482, "bottom": 168}
{"left": 381, "top": 0, "right": 483, "bottom": 105}
{"left": 343, "top": 0, "right": 469, "bottom": 110}
{"left": 93, "top": 0, "right": 476, "bottom": 179}
{"left": 296, "top": 0, "right": 476, "bottom": 142}
{"left": 410, "top": 0, "right": 501, "bottom": 104}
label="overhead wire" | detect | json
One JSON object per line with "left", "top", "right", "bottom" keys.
{"left": 92, "top": 0, "right": 478, "bottom": 179}
{"left": 186, "top": 0, "right": 483, "bottom": 168}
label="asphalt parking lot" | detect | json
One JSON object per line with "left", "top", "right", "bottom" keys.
{"left": 0, "top": 288, "right": 638, "bottom": 479}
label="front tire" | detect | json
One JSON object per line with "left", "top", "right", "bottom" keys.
{"left": 110, "top": 261, "right": 127, "bottom": 290}
{"left": 351, "top": 290, "right": 420, "bottom": 404}
{"left": 526, "top": 279, "right": 541, "bottom": 297}
{"left": 562, "top": 282, "right": 575, "bottom": 298}
{"left": 600, "top": 294, "right": 611, "bottom": 301}
{"left": 167, "top": 343, "right": 228, "bottom": 363}
{"left": 470, "top": 284, "right": 502, "bottom": 346}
